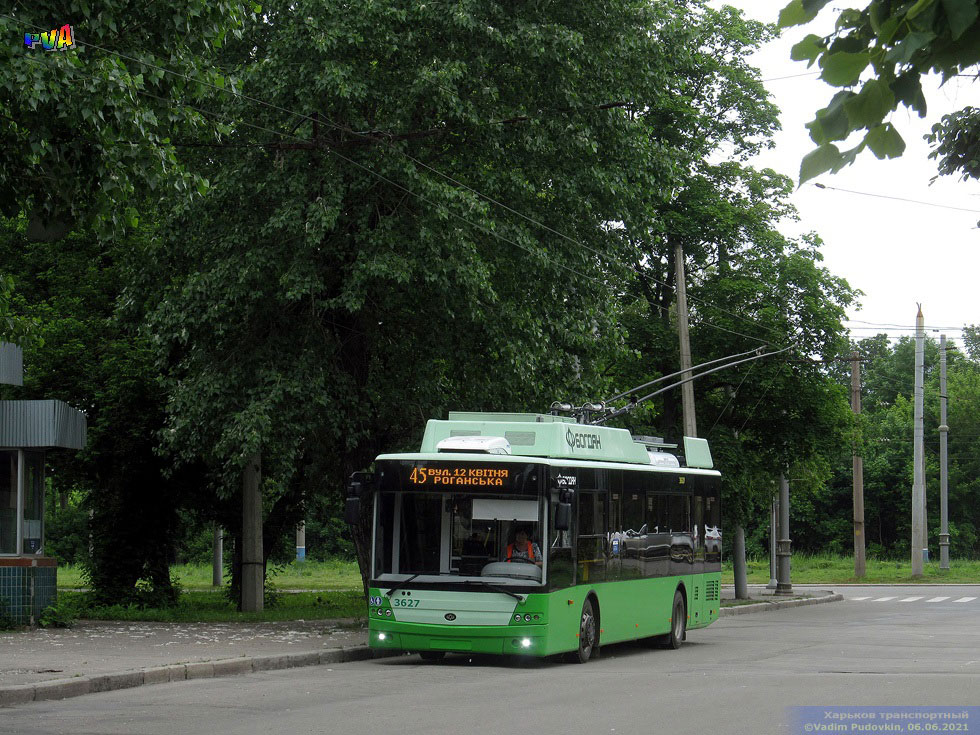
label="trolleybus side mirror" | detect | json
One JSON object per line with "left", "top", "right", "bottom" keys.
{"left": 344, "top": 471, "right": 373, "bottom": 525}
{"left": 555, "top": 489, "right": 573, "bottom": 531}
{"left": 344, "top": 495, "right": 360, "bottom": 525}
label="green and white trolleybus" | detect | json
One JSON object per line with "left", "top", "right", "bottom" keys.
{"left": 354, "top": 411, "right": 721, "bottom": 663}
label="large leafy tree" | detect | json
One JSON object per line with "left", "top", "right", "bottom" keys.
{"left": 0, "top": 216, "right": 201, "bottom": 604}
{"left": 135, "top": 0, "right": 703, "bottom": 595}
{"left": 777, "top": 0, "right": 980, "bottom": 182}
{"left": 0, "top": 2, "right": 251, "bottom": 236}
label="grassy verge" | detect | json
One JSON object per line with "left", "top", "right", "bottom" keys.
{"left": 57, "top": 589, "right": 366, "bottom": 624}
{"left": 723, "top": 555, "right": 980, "bottom": 585}
{"left": 57, "top": 559, "right": 363, "bottom": 591}
{"left": 44, "top": 555, "right": 978, "bottom": 625}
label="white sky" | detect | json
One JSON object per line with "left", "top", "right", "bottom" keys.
{"left": 713, "top": 2, "right": 980, "bottom": 348}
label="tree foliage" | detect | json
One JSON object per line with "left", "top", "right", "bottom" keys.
{"left": 135, "top": 0, "right": 706, "bottom": 592}
{"left": 0, "top": 216, "right": 192, "bottom": 605}
{"left": 778, "top": 0, "right": 980, "bottom": 182}
{"left": 0, "top": 2, "right": 251, "bottom": 236}
{"left": 796, "top": 332, "right": 980, "bottom": 558}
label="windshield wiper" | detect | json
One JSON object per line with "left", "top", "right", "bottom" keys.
{"left": 462, "top": 579, "right": 526, "bottom": 602}
{"left": 385, "top": 573, "right": 421, "bottom": 598}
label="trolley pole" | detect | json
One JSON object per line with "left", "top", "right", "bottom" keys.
{"left": 911, "top": 306, "right": 925, "bottom": 577}
{"left": 939, "top": 335, "right": 950, "bottom": 570}
{"left": 776, "top": 474, "right": 792, "bottom": 595}
{"left": 851, "top": 351, "right": 866, "bottom": 579}
{"left": 674, "top": 242, "right": 697, "bottom": 438}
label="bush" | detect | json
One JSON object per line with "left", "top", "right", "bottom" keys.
{"left": 44, "top": 498, "right": 90, "bottom": 565}
{"left": 39, "top": 597, "right": 80, "bottom": 628}
{"left": 0, "top": 597, "right": 18, "bottom": 631}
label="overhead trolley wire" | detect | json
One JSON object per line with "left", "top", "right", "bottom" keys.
{"left": 602, "top": 346, "right": 765, "bottom": 404}
{"left": 18, "top": 55, "right": 607, "bottom": 288}
{"left": 593, "top": 345, "right": 794, "bottom": 425}
{"left": 811, "top": 182, "right": 980, "bottom": 215}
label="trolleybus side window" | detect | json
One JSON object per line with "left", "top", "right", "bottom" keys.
{"left": 704, "top": 482, "right": 722, "bottom": 566}
{"left": 576, "top": 489, "right": 606, "bottom": 583}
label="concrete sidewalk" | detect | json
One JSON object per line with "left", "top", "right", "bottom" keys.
{"left": 0, "top": 589, "right": 840, "bottom": 707}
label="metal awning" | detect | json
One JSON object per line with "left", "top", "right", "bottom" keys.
{"left": 0, "top": 400, "right": 87, "bottom": 449}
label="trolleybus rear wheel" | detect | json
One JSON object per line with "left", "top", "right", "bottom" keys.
{"left": 572, "top": 598, "right": 597, "bottom": 663}
{"left": 660, "top": 590, "right": 686, "bottom": 650}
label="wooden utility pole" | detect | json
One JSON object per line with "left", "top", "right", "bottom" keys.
{"left": 939, "top": 335, "right": 950, "bottom": 570}
{"left": 851, "top": 351, "right": 866, "bottom": 578}
{"left": 242, "top": 453, "right": 264, "bottom": 612}
{"left": 911, "top": 306, "right": 925, "bottom": 577}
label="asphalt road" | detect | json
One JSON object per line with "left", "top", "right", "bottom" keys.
{"left": 2, "top": 585, "right": 978, "bottom": 735}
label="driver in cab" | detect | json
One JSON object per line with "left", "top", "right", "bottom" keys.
{"left": 506, "top": 527, "right": 542, "bottom": 567}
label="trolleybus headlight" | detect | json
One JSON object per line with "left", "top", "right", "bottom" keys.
{"left": 523, "top": 614, "right": 531, "bottom": 622}
{"left": 377, "top": 609, "right": 384, "bottom": 616}
{"left": 521, "top": 638, "right": 532, "bottom": 648}
{"left": 378, "top": 633, "right": 387, "bottom": 641}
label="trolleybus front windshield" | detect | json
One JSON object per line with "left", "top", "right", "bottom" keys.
{"left": 373, "top": 460, "right": 546, "bottom": 586}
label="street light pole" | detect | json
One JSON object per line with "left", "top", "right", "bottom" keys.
{"left": 776, "top": 474, "right": 792, "bottom": 595}
{"left": 911, "top": 306, "right": 925, "bottom": 577}
{"left": 939, "top": 335, "right": 950, "bottom": 570}
{"left": 851, "top": 350, "right": 866, "bottom": 578}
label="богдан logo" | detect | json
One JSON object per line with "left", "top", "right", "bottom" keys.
{"left": 565, "top": 427, "right": 601, "bottom": 451}
{"left": 24, "top": 24, "right": 75, "bottom": 51}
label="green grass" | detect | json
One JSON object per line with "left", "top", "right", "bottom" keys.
{"left": 58, "top": 589, "right": 366, "bottom": 624}
{"left": 47, "top": 555, "right": 980, "bottom": 624}
{"left": 57, "top": 559, "right": 363, "bottom": 591}
{"left": 723, "top": 554, "right": 980, "bottom": 585}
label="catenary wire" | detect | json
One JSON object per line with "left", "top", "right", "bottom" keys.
{"left": 18, "top": 55, "right": 608, "bottom": 287}
{"left": 810, "top": 182, "right": 980, "bottom": 214}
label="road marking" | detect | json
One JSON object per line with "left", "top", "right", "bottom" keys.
{"left": 954, "top": 596, "right": 977, "bottom": 603}
{"left": 851, "top": 596, "right": 872, "bottom": 601}
{"left": 926, "top": 596, "right": 950, "bottom": 602}
{"left": 900, "top": 596, "right": 924, "bottom": 602}
{"left": 872, "top": 597, "right": 896, "bottom": 602}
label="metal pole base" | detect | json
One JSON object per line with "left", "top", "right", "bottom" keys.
{"left": 940, "top": 535, "right": 950, "bottom": 570}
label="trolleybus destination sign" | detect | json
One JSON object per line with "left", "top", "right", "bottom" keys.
{"left": 408, "top": 465, "right": 511, "bottom": 487}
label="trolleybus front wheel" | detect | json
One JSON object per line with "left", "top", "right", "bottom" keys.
{"left": 571, "top": 597, "right": 598, "bottom": 664}
{"left": 418, "top": 651, "right": 446, "bottom": 662}
{"left": 660, "top": 590, "right": 686, "bottom": 650}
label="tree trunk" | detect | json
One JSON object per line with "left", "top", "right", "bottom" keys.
{"left": 733, "top": 523, "right": 749, "bottom": 599}
{"left": 241, "top": 452, "right": 263, "bottom": 612}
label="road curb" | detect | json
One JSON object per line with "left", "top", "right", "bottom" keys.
{"left": 1, "top": 595, "right": 843, "bottom": 707}
{"left": 0, "top": 645, "right": 400, "bottom": 708}
{"left": 720, "top": 591, "right": 843, "bottom": 616}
